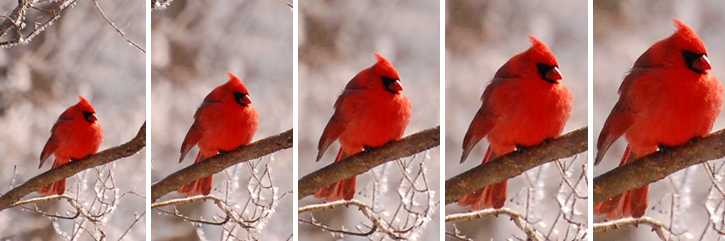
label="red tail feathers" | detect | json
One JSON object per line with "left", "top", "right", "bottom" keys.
{"left": 38, "top": 159, "right": 67, "bottom": 196}
{"left": 178, "top": 152, "right": 213, "bottom": 196}
{"left": 457, "top": 148, "right": 507, "bottom": 210}
{"left": 593, "top": 147, "right": 649, "bottom": 219}
{"left": 314, "top": 149, "right": 356, "bottom": 202}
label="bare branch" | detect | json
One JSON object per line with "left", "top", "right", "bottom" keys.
{"left": 91, "top": 0, "right": 145, "bottom": 53}
{"left": 151, "top": 129, "right": 292, "bottom": 202}
{"left": 0, "top": 122, "right": 146, "bottom": 211}
{"left": 445, "top": 127, "right": 588, "bottom": 205}
{"left": 298, "top": 126, "right": 440, "bottom": 200}
{"left": 0, "top": 0, "right": 32, "bottom": 38}
{"left": 593, "top": 217, "right": 673, "bottom": 240}
{"left": 299, "top": 200, "right": 407, "bottom": 240}
{"left": 593, "top": 129, "right": 725, "bottom": 205}
{"left": 0, "top": 0, "right": 77, "bottom": 48}
{"left": 445, "top": 208, "right": 544, "bottom": 241}
{"left": 151, "top": 0, "right": 175, "bottom": 9}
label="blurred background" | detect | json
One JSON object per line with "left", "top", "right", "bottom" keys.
{"left": 445, "top": 0, "right": 588, "bottom": 240}
{"left": 0, "top": 0, "right": 145, "bottom": 240}
{"left": 150, "top": 0, "right": 293, "bottom": 240}
{"left": 594, "top": 0, "right": 725, "bottom": 240}
{"left": 298, "top": 0, "right": 440, "bottom": 240}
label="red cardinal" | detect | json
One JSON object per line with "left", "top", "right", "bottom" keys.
{"left": 594, "top": 20, "right": 723, "bottom": 219}
{"left": 178, "top": 73, "right": 259, "bottom": 197}
{"left": 314, "top": 53, "right": 413, "bottom": 202}
{"left": 458, "top": 36, "right": 573, "bottom": 210}
{"left": 39, "top": 95, "right": 104, "bottom": 196}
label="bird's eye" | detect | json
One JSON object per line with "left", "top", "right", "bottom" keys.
{"left": 381, "top": 76, "right": 396, "bottom": 88}
{"left": 381, "top": 76, "right": 402, "bottom": 93}
{"left": 682, "top": 50, "right": 709, "bottom": 74}
{"left": 82, "top": 111, "right": 96, "bottom": 123}
{"left": 536, "top": 63, "right": 559, "bottom": 83}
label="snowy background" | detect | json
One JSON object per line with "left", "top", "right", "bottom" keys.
{"left": 594, "top": 0, "right": 725, "bottom": 240}
{"left": 445, "top": 0, "right": 588, "bottom": 240}
{"left": 150, "top": 0, "right": 293, "bottom": 240}
{"left": 0, "top": 0, "right": 146, "bottom": 240}
{"left": 298, "top": 0, "right": 441, "bottom": 240}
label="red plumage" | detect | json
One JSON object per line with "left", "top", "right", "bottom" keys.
{"left": 178, "top": 73, "right": 259, "bottom": 197}
{"left": 458, "top": 36, "right": 573, "bottom": 210}
{"left": 39, "top": 95, "right": 103, "bottom": 196}
{"left": 594, "top": 19, "right": 723, "bottom": 219}
{"left": 314, "top": 53, "right": 413, "bottom": 202}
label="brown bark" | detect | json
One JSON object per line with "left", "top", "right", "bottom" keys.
{"left": 593, "top": 128, "right": 725, "bottom": 205}
{"left": 297, "top": 126, "right": 440, "bottom": 200}
{"left": 445, "top": 127, "right": 588, "bottom": 205}
{"left": 0, "top": 122, "right": 146, "bottom": 212}
{"left": 150, "top": 129, "right": 293, "bottom": 202}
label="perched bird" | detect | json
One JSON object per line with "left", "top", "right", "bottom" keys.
{"left": 39, "top": 95, "right": 104, "bottom": 196}
{"left": 458, "top": 36, "right": 573, "bottom": 210}
{"left": 314, "top": 53, "right": 412, "bottom": 202}
{"left": 178, "top": 73, "right": 259, "bottom": 197}
{"left": 594, "top": 19, "right": 723, "bottom": 219}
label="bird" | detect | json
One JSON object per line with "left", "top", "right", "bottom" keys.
{"left": 594, "top": 19, "right": 723, "bottom": 219}
{"left": 314, "top": 53, "right": 413, "bottom": 202}
{"left": 39, "top": 95, "right": 104, "bottom": 196}
{"left": 177, "top": 72, "right": 259, "bottom": 197}
{"left": 457, "top": 36, "right": 573, "bottom": 210}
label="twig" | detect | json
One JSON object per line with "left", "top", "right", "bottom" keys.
{"left": 298, "top": 126, "right": 440, "bottom": 200}
{"left": 299, "top": 200, "right": 407, "bottom": 240}
{"left": 593, "top": 217, "right": 673, "bottom": 240}
{"left": 117, "top": 211, "right": 145, "bottom": 241}
{"left": 445, "top": 208, "right": 544, "bottom": 241}
{"left": 90, "top": 0, "right": 145, "bottom": 53}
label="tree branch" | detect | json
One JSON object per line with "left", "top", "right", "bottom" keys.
{"left": 593, "top": 217, "right": 672, "bottom": 240}
{"left": 297, "top": 126, "right": 440, "bottom": 200}
{"left": 0, "top": 122, "right": 146, "bottom": 212}
{"left": 593, "top": 129, "right": 725, "bottom": 205}
{"left": 445, "top": 208, "right": 543, "bottom": 241}
{"left": 150, "top": 129, "right": 293, "bottom": 202}
{"left": 299, "top": 200, "right": 406, "bottom": 239}
{"left": 0, "top": 0, "right": 31, "bottom": 38}
{"left": 444, "top": 127, "right": 588, "bottom": 205}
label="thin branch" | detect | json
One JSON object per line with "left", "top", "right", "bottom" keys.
{"left": 298, "top": 218, "right": 377, "bottom": 237}
{"left": 445, "top": 208, "right": 543, "bottom": 241}
{"left": 445, "top": 127, "right": 588, "bottom": 205}
{"left": 150, "top": 129, "right": 293, "bottom": 202}
{"left": 117, "top": 211, "right": 145, "bottom": 241}
{"left": 151, "top": 0, "right": 174, "bottom": 9}
{"left": 91, "top": 0, "right": 145, "bottom": 53}
{"left": 0, "top": 122, "right": 146, "bottom": 211}
{"left": 298, "top": 126, "right": 440, "bottom": 200}
{"left": 0, "top": 0, "right": 32, "bottom": 38}
{"left": 299, "top": 200, "right": 406, "bottom": 240}
{"left": 0, "top": 0, "right": 77, "bottom": 48}
{"left": 593, "top": 128, "right": 725, "bottom": 205}
{"left": 593, "top": 217, "right": 673, "bottom": 240}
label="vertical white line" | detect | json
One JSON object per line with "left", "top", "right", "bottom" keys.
{"left": 439, "top": 0, "right": 446, "bottom": 240}
{"left": 587, "top": 0, "right": 595, "bottom": 239}
{"left": 292, "top": 0, "right": 299, "bottom": 240}
{"left": 145, "top": 1, "right": 152, "bottom": 241}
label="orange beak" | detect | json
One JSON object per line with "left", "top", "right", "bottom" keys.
{"left": 693, "top": 55, "right": 712, "bottom": 72}
{"left": 546, "top": 67, "right": 563, "bottom": 82}
{"left": 240, "top": 95, "right": 252, "bottom": 105}
{"left": 388, "top": 80, "right": 404, "bottom": 92}
{"left": 88, "top": 113, "right": 98, "bottom": 122}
